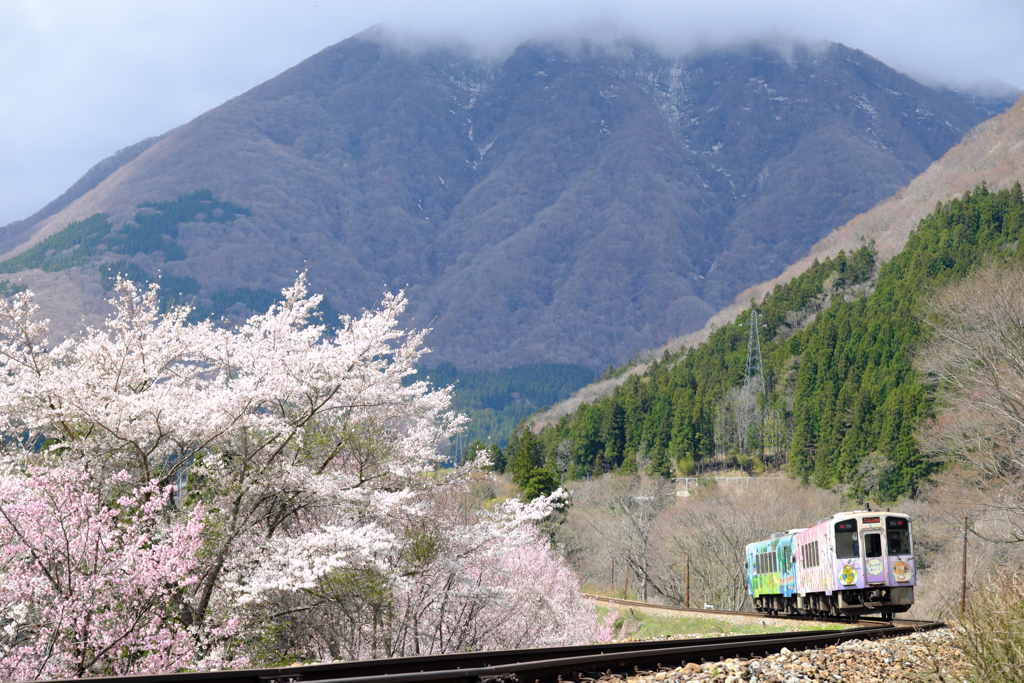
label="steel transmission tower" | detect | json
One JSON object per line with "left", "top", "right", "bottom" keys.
{"left": 745, "top": 309, "right": 765, "bottom": 395}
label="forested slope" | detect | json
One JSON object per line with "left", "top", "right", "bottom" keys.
{"left": 519, "top": 183, "right": 1024, "bottom": 501}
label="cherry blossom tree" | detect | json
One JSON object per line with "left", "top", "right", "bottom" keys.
{"left": 0, "top": 276, "right": 605, "bottom": 675}
{"left": 0, "top": 468, "right": 206, "bottom": 679}
{"left": 230, "top": 479, "right": 609, "bottom": 660}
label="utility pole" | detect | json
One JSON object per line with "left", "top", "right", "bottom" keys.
{"left": 686, "top": 554, "right": 690, "bottom": 609}
{"left": 624, "top": 565, "right": 630, "bottom": 599}
{"left": 961, "top": 517, "right": 968, "bottom": 613}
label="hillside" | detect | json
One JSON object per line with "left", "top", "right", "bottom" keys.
{"left": 522, "top": 182, "right": 1024, "bottom": 501}
{"left": 535, "top": 92, "right": 1024, "bottom": 428}
{"left": 1, "top": 33, "right": 1012, "bottom": 371}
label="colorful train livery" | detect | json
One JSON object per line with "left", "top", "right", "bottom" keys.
{"left": 745, "top": 510, "right": 915, "bottom": 619}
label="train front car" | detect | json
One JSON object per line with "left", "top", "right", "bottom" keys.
{"left": 745, "top": 532, "right": 798, "bottom": 615}
{"left": 793, "top": 511, "right": 916, "bottom": 619}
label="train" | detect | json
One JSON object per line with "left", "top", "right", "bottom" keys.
{"left": 745, "top": 509, "right": 915, "bottom": 619}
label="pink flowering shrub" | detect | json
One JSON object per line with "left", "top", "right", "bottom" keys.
{"left": 0, "top": 468, "right": 204, "bottom": 679}
{"left": 483, "top": 528, "right": 614, "bottom": 649}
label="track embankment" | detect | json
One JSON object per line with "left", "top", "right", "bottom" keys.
{"left": 44, "top": 601, "right": 944, "bottom": 683}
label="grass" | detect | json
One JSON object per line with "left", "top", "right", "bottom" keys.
{"left": 595, "top": 605, "right": 846, "bottom": 640}
{"left": 954, "top": 571, "right": 1024, "bottom": 683}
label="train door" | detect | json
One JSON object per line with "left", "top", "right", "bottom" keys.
{"left": 862, "top": 524, "right": 885, "bottom": 584}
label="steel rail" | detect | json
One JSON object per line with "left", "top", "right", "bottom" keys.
{"left": 41, "top": 621, "right": 944, "bottom": 683}
{"left": 582, "top": 593, "right": 927, "bottom": 628}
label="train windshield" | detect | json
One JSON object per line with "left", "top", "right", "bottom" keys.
{"left": 886, "top": 517, "right": 912, "bottom": 555}
{"left": 835, "top": 519, "right": 859, "bottom": 559}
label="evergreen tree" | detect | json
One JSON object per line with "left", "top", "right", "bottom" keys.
{"left": 488, "top": 443, "right": 507, "bottom": 473}
{"left": 511, "top": 430, "right": 541, "bottom": 486}
{"left": 522, "top": 469, "right": 560, "bottom": 501}
{"left": 601, "top": 401, "right": 626, "bottom": 467}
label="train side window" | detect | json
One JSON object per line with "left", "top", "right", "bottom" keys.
{"left": 835, "top": 519, "right": 859, "bottom": 559}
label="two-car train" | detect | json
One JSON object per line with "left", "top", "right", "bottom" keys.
{"left": 745, "top": 510, "right": 915, "bottom": 619}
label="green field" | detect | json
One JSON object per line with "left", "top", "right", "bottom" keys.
{"left": 597, "top": 604, "right": 845, "bottom": 640}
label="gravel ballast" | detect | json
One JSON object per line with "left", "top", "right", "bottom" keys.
{"left": 604, "top": 629, "right": 968, "bottom": 682}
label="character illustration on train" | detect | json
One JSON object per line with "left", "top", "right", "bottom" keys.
{"left": 745, "top": 509, "right": 915, "bottom": 620}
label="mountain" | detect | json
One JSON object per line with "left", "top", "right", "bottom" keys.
{"left": 1, "top": 32, "right": 1016, "bottom": 370}
{"left": 535, "top": 94, "right": 1024, "bottom": 431}
{"left": 0, "top": 136, "right": 165, "bottom": 257}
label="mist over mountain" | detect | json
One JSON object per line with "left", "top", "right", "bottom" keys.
{"left": 1, "top": 32, "right": 1016, "bottom": 369}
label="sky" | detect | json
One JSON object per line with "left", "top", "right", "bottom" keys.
{"left": 2, "top": 0, "right": 1023, "bottom": 228}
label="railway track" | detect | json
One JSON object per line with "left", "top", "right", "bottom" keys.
{"left": 582, "top": 593, "right": 928, "bottom": 628}
{"left": 45, "top": 609, "right": 945, "bottom": 683}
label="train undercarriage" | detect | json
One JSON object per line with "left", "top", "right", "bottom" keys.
{"left": 754, "top": 586, "right": 914, "bottom": 620}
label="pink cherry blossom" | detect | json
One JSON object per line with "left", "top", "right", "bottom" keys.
{"left": 0, "top": 467, "right": 204, "bottom": 679}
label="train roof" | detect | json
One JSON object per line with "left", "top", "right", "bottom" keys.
{"left": 748, "top": 512, "right": 911, "bottom": 549}
{"left": 831, "top": 510, "right": 909, "bottom": 518}
{"left": 812, "top": 510, "right": 911, "bottom": 525}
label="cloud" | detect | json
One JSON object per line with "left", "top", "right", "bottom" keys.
{"left": 2, "top": 0, "right": 1022, "bottom": 227}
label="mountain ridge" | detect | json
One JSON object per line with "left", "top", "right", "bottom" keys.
{"left": 532, "top": 91, "right": 1024, "bottom": 431}
{"left": 1, "top": 34, "right": 1016, "bottom": 369}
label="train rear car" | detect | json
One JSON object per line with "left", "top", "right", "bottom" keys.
{"left": 745, "top": 532, "right": 798, "bottom": 615}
